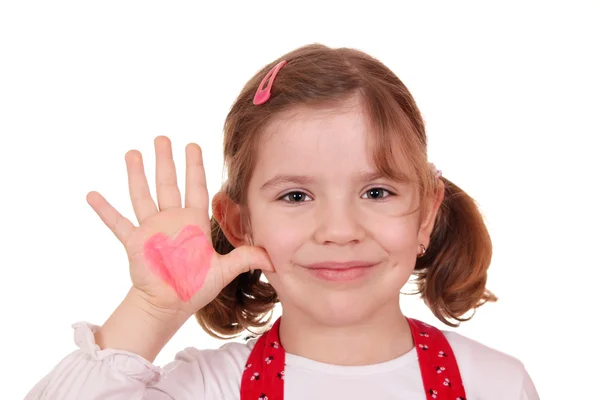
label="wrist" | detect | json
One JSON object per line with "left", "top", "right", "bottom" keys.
{"left": 127, "top": 286, "right": 192, "bottom": 325}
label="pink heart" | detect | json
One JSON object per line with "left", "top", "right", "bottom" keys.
{"left": 143, "top": 225, "right": 214, "bottom": 302}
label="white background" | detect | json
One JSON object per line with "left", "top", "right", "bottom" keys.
{"left": 1, "top": 1, "right": 598, "bottom": 399}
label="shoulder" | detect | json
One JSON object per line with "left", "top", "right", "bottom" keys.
{"left": 443, "top": 330, "right": 524, "bottom": 374}
{"left": 151, "top": 339, "right": 256, "bottom": 398}
{"left": 442, "top": 330, "right": 539, "bottom": 399}
{"left": 178, "top": 338, "right": 256, "bottom": 374}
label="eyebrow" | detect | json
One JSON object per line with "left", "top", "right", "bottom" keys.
{"left": 259, "top": 171, "right": 396, "bottom": 192}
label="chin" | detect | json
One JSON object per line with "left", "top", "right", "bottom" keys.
{"left": 302, "top": 292, "right": 382, "bottom": 327}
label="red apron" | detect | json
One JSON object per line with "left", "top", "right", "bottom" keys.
{"left": 240, "top": 317, "right": 466, "bottom": 400}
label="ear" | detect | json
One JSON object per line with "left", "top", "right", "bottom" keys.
{"left": 211, "top": 191, "right": 248, "bottom": 248}
{"left": 417, "top": 180, "right": 445, "bottom": 247}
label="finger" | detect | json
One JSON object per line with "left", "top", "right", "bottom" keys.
{"left": 155, "top": 136, "right": 182, "bottom": 210}
{"left": 126, "top": 150, "right": 158, "bottom": 223}
{"left": 219, "top": 245, "right": 275, "bottom": 283}
{"left": 86, "top": 191, "right": 135, "bottom": 244}
{"left": 184, "top": 143, "right": 209, "bottom": 210}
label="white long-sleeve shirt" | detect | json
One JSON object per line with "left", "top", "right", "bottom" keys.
{"left": 26, "top": 321, "right": 539, "bottom": 400}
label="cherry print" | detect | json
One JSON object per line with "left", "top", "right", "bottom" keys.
{"left": 419, "top": 343, "right": 430, "bottom": 350}
{"left": 436, "top": 366, "right": 446, "bottom": 374}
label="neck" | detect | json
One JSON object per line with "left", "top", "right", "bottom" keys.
{"left": 278, "top": 302, "right": 414, "bottom": 366}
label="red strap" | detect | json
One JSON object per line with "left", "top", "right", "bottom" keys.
{"left": 240, "top": 317, "right": 466, "bottom": 400}
{"left": 407, "top": 318, "right": 467, "bottom": 399}
{"left": 241, "top": 318, "right": 285, "bottom": 400}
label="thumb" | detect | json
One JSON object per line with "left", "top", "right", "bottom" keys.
{"left": 219, "top": 245, "right": 275, "bottom": 281}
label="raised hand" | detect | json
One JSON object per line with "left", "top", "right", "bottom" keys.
{"left": 86, "top": 136, "right": 274, "bottom": 318}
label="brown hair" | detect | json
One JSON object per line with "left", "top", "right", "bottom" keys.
{"left": 195, "top": 43, "right": 497, "bottom": 338}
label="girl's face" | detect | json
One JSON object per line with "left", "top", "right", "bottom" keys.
{"left": 245, "top": 100, "right": 441, "bottom": 326}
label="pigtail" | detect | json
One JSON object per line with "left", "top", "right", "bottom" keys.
{"left": 413, "top": 178, "right": 498, "bottom": 327}
{"left": 194, "top": 216, "right": 279, "bottom": 339}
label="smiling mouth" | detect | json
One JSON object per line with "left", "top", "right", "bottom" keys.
{"left": 303, "top": 261, "right": 376, "bottom": 270}
{"left": 301, "top": 261, "right": 377, "bottom": 282}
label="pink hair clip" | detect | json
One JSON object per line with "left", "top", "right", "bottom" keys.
{"left": 429, "top": 162, "right": 442, "bottom": 178}
{"left": 253, "top": 60, "right": 287, "bottom": 105}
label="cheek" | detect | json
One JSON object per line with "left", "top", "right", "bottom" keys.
{"left": 370, "top": 215, "right": 419, "bottom": 257}
{"left": 251, "top": 211, "right": 307, "bottom": 267}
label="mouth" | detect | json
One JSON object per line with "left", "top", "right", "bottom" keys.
{"left": 301, "top": 261, "right": 377, "bottom": 282}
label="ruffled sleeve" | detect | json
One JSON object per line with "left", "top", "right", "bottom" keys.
{"left": 25, "top": 322, "right": 171, "bottom": 400}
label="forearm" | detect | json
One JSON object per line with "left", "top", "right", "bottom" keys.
{"left": 95, "top": 287, "right": 191, "bottom": 363}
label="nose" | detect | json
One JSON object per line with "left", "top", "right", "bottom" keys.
{"left": 313, "top": 198, "right": 366, "bottom": 245}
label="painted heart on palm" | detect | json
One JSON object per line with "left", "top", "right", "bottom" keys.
{"left": 143, "top": 225, "right": 214, "bottom": 301}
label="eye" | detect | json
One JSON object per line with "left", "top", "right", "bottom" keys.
{"left": 362, "top": 187, "right": 393, "bottom": 200}
{"left": 279, "top": 191, "right": 313, "bottom": 203}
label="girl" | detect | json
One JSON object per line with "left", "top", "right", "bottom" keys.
{"left": 27, "top": 44, "right": 538, "bottom": 400}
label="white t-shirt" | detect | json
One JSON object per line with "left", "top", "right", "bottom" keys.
{"left": 26, "top": 322, "right": 539, "bottom": 400}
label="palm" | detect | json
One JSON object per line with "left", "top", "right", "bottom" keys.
{"left": 125, "top": 207, "right": 219, "bottom": 312}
